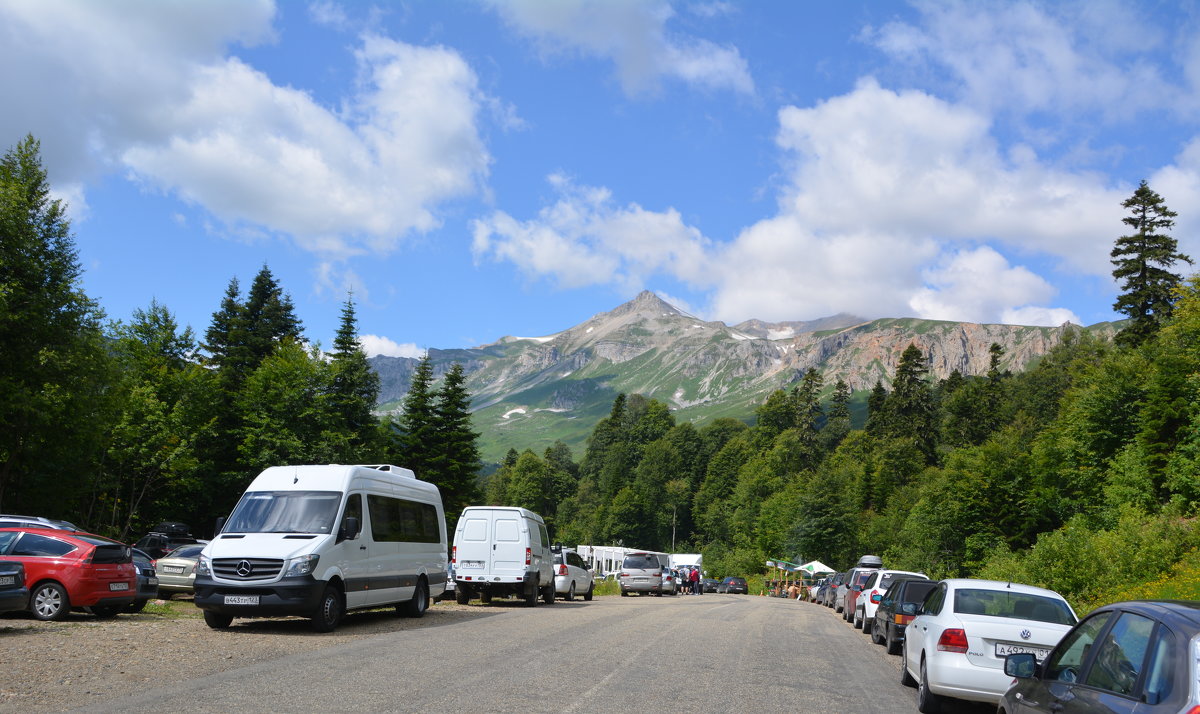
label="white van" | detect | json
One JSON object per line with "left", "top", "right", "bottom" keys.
{"left": 452, "top": 506, "right": 554, "bottom": 606}
{"left": 193, "top": 464, "right": 447, "bottom": 632}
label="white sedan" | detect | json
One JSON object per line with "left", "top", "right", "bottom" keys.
{"left": 901, "top": 578, "right": 1077, "bottom": 713}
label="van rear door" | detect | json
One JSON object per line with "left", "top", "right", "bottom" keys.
{"left": 490, "top": 514, "right": 525, "bottom": 578}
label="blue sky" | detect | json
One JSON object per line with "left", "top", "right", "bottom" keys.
{"left": 4, "top": 0, "right": 1200, "bottom": 357}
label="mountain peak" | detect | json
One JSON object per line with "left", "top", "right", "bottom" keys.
{"left": 608, "top": 290, "right": 685, "bottom": 318}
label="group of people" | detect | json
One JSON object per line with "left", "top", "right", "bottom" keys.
{"left": 675, "top": 566, "right": 703, "bottom": 594}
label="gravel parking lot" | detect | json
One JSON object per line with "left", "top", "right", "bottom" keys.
{"left": 0, "top": 599, "right": 478, "bottom": 712}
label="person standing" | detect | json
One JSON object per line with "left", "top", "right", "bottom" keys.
{"left": 689, "top": 566, "right": 700, "bottom": 594}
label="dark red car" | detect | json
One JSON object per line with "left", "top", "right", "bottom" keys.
{"left": 0, "top": 527, "right": 136, "bottom": 620}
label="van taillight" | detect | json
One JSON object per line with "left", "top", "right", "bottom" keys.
{"left": 452, "top": 546, "right": 457, "bottom": 564}
{"left": 525, "top": 547, "right": 531, "bottom": 566}
{"left": 937, "top": 628, "right": 969, "bottom": 653}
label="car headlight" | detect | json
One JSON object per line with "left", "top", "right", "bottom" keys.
{"left": 197, "top": 554, "right": 211, "bottom": 576}
{"left": 284, "top": 554, "right": 319, "bottom": 578}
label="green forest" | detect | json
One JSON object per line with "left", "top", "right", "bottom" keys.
{"left": 5, "top": 134, "right": 1200, "bottom": 611}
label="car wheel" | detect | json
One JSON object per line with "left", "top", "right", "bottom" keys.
{"left": 203, "top": 610, "right": 233, "bottom": 629}
{"left": 566, "top": 583, "right": 575, "bottom": 601}
{"left": 90, "top": 604, "right": 123, "bottom": 619}
{"left": 126, "top": 599, "right": 148, "bottom": 614}
{"left": 403, "top": 579, "right": 429, "bottom": 618}
{"left": 455, "top": 586, "right": 470, "bottom": 605}
{"left": 863, "top": 616, "right": 874, "bottom": 637}
{"left": 900, "top": 645, "right": 917, "bottom": 687}
{"left": 311, "top": 583, "right": 345, "bottom": 632}
{"left": 917, "top": 657, "right": 942, "bottom": 713}
{"left": 870, "top": 620, "right": 883, "bottom": 644}
{"left": 886, "top": 627, "right": 901, "bottom": 655}
{"left": 584, "top": 583, "right": 594, "bottom": 601}
{"left": 620, "top": 589, "right": 628, "bottom": 597}
{"left": 853, "top": 608, "right": 863, "bottom": 628}
{"left": 654, "top": 588, "right": 663, "bottom": 597}
{"left": 30, "top": 582, "right": 70, "bottom": 621}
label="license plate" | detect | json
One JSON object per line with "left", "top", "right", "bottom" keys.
{"left": 162, "top": 565, "right": 185, "bottom": 574}
{"left": 109, "top": 582, "right": 129, "bottom": 591}
{"left": 148, "top": 577, "right": 158, "bottom": 586}
{"left": 0, "top": 575, "right": 14, "bottom": 586}
{"left": 996, "top": 642, "right": 1050, "bottom": 660}
{"left": 224, "top": 595, "right": 260, "bottom": 605}
{"left": 460, "top": 560, "right": 484, "bottom": 568}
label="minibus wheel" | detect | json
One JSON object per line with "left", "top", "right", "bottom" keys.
{"left": 203, "top": 610, "right": 233, "bottom": 629}
{"left": 311, "top": 584, "right": 344, "bottom": 632}
{"left": 402, "top": 580, "right": 428, "bottom": 618}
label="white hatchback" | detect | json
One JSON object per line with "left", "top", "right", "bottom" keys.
{"left": 854, "top": 569, "right": 927, "bottom": 633}
{"left": 900, "top": 578, "right": 1077, "bottom": 712}
{"left": 551, "top": 547, "right": 594, "bottom": 601}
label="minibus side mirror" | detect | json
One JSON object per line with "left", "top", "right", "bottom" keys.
{"left": 339, "top": 516, "right": 360, "bottom": 543}
{"left": 214, "top": 517, "right": 225, "bottom": 537}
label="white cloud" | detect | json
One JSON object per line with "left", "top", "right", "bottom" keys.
{"left": 359, "top": 335, "right": 424, "bottom": 359}
{"left": 1002, "top": 306, "right": 1081, "bottom": 327}
{"left": 472, "top": 174, "right": 712, "bottom": 291}
{"left": 484, "top": 0, "right": 753, "bottom": 96}
{"left": 867, "top": 0, "right": 1174, "bottom": 123}
{"left": 0, "top": 2, "right": 491, "bottom": 260}
{"left": 907, "top": 246, "right": 1070, "bottom": 324}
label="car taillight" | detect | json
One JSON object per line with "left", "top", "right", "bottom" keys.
{"left": 525, "top": 547, "right": 531, "bottom": 566}
{"left": 895, "top": 614, "right": 913, "bottom": 626}
{"left": 190, "top": 562, "right": 197, "bottom": 574}
{"left": 937, "top": 628, "right": 968, "bottom": 653}
{"left": 558, "top": 564, "right": 567, "bottom": 575}
{"left": 619, "top": 572, "right": 629, "bottom": 577}
{"left": 452, "top": 546, "right": 457, "bottom": 565}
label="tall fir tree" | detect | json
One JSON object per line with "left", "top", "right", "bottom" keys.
{"left": 1111, "top": 180, "right": 1191, "bottom": 347}
{"left": 886, "top": 344, "right": 938, "bottom": 463}
{"left": 396, "top": 354, "right": 437, "bottom": 475}
{"left": 0, "top": 135, "right": 112, "bottom": 514}
{"left": 429, "top": 363, "right": 481, "bottom": 516}
{"left": 329, "top": 295, "right": 381, "bottom": 452}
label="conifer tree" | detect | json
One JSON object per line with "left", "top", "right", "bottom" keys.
{"left": 329, "top": 295, "right": 380, "bottom": 450}
{"left": 397, "top": 354, "right": 437, "bottom": 475}
{"left": 1112, "top": 180, "right": 1191, "bottom": 347}
{"left": 429, "top": 363, "right": 481, "bottom": 515}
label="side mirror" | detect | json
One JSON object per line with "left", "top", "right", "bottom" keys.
{"left": 340, "top": 516, "right": 360, "bottom": 542}
{"left": 881, "top": 598, "right": 893, "bottom": 608}
{"left": 1004, "top": 653, "right": 1037, "bottom": 679}
{"left": 214, "top": 516, "right": 226, "bottom": 537}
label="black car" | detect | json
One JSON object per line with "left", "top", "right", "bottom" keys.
{"left": 701, "top": 578, "right": 720, "bottom": 593}
{"left": 0, "top": 561, "right": 29, "bottom": 614}
{"left": 718, "top": 576, "right": 748, "bottom": 594}
{"left": 1000, "top": 600, "right": 1200, "bottom": 714}
{"left": 869, "top": 577, "right": 937, "bottom": 654}
{"left": 822, "top": 571, "right": 847, "bottom": 607}
{"left": 133, "top": 532, "right": 199, "bottom": 560}
{"left": 127, "top": 548, "right": 159, "bottom": 612}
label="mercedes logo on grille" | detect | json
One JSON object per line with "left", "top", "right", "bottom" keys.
{"left": 236, "top": 560, "right": 253, "bottom": 577}
{"left": 1020, "top": 629, "right": 1032, "bottom": 640}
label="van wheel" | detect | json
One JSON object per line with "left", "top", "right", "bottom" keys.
{"left": 403, "top": 579, "right": 429, "bottom": 618}
{"left": 480, "top": 591, "right": 492, "bottom": 604}
{"left": 311, "top": 584, "right": 344, "bottom": 632}
{"left": 30, "top": 582, "right": 69, "bottom": 621}
{"left": 542, "top": 583, "right": 555, "bottom": 605}
{"left": 565, "top": 583, "right": 575, "bottom": 601}
{"left": 525, "top": 580, "right": 539, "bottom": 607}
{"left": 455, "top": 587, "right": 470, "bottom": 605}
{"left": 204, "top": 610, "right": 233, "bottom": 629}
{"left": 584, "top": 583, "right": 594, "bottom": 601}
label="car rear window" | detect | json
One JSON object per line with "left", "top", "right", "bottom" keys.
{"left": 553, "top": 554, "right": 563, "bottom": 565}
{"left": 167, "top": 544, "right": 205, "bottom": 559}
{"left": 897, "top": 580, "right": 937, "bottom": 603}
{"left": 728, "top": 577, "right": 746, "bottom": 585}
{"left": 953, "top": 589, "right": 1076, "bottom": 625}
{"left": 623, "top": 555, "right": 659, "bottom": 569}
{"left": 11, "top": 533, "right": 77, "bottom": 557}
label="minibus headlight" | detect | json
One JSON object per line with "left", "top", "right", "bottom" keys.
{"left": 197, "top": 554, "right": 211, "bottom": 576}
{"left": 284, "top": 554, "right": 320, "bottom": 577}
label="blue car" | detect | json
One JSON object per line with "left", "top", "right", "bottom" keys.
{"left": 0, "top": 561, "right": 30, "bottom": 614}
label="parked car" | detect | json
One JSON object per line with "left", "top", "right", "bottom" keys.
{"left": 854, "top": 569, "right": 927, "bottom": 633}
{"left": 0, "top": 527, "right": 136, "bottom": 620}
{"left": 127, "top": 547, "right": 159, "bottom": 612}
{"left": 550, "top": 546, "right": 594, "bottom": 601}
{"left": 0, "top": 561, "right": 29, "bottom": 614}
{"left": 439, "top": 561, "right": 457, "bottom": 602}
{"left": 0, "top": 514, "right": 79, "bottom": 531}
{"left": 822, "top": 572, "right": 847, "bottom": 607}
{"left": 901, "top": 578, "right": 1077, "bottom": 712}
{"left": 838, "top": 556, "right": 883, "bottom": 616}
{"left": 718, "top": 576, "right": 748, "bottom": 594}
{"left": 155, "top": 543, "right": 204, "bottom": 597}
{"left": 661, "top": 568, "right": 679, "bottom": 595}
{"left": 871, "top": 577, "right": 939, "bottom": 654}
{"left": 701, "top": 578, "right": 720, "bottom": 593}
{"left": 999, "top": 599, "right": 1200, "bottom": 714}
{"left": 134, "top": 531, "right": 200, "bottom": 560}
{"left": 618, "top": 552, "right": 664, "bottom": 596}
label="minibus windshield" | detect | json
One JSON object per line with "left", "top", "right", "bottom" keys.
{"left": 223, "top": 491, "right": 342, "bottom": 534}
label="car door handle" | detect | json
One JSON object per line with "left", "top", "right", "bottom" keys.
{"left": 1015, "top": 693, "right": 1038, "bottom": 707}
{"left": 1049, "top": 704, "right": 1064, "bottom": 713}
{"left": 359, "top": 545, "right": 367, "bottom": 550}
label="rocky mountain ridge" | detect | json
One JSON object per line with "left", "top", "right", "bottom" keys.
{"left": 369, "top": 291, "right": 1120, "bottom": 461}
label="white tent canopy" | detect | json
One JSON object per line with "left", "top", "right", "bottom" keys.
{"left": 800, "top": 560, "right": 834, "bottom": 574}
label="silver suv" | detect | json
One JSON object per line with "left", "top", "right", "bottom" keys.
{"left": 618, "top": 552, "right": 664, "bottom": 597}
{"left": 0, "top": 514, "right": 78, "bottom": 531}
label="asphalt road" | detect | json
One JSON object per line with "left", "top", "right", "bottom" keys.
{"left": 79, "top": 594, "right": 994, "bottom": 714}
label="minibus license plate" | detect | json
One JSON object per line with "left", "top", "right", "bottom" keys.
{"left": 0, "top": 575, "right": 14, "bottom": 586}
{"left": 109, "top": 582, "right": 129, "bottom": 591}
{"left": 224, "top": 595, "right": 260, "bottom": 605}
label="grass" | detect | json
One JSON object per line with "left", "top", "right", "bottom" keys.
{"left": 137, "top": 597, "right": 204, "bottom": 618}
{"left": 1076, "top": 547, "right": 1200, "bottom": 615}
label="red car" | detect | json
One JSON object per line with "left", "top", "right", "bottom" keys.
{"left": 0, "top": 527, "right": 136, "bottom": 620}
